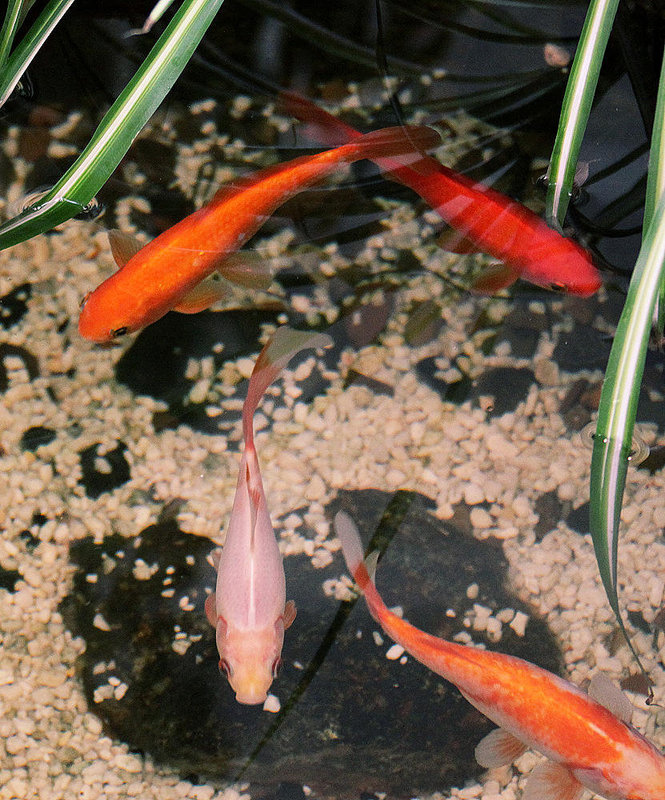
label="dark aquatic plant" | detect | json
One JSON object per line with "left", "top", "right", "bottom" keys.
{"left": 0, "top": 0, "right": 226, "bottom": 250}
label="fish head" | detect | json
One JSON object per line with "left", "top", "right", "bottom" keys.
{"left": 215, "top": 617, "right": 285, "bottom": 705}
{"left": 535, "top": 241, "right": 602, "bottom": 297}
{"left": 78, "top": 283, "right": 140, "bottom": 343}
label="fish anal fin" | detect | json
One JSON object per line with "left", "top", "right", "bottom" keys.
{"left": 204, "top": 593, "right": 217, "bottom": 627}
{"left": 174, "top": 273, "right": 231, "bottom": 314}
{"left": 471, "top": 262, "right": 519, "bottom": 294}
{"left": 475, "top": 727, "right": 527, "bottom": 769}
{"left": 523, "top": 761, "right": 584, "bottom": 800}
{"left": 587, "top": 672, "right": 633, "bottom": 723}
{"left": 108, "top": 229, "right": 145, "bottom": 268}
{"left": 283, "top": 600, "right": 297, "bottom": 629}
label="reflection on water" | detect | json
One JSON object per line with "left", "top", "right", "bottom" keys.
{"left": 2, "top": 1, "right": 665, "bottom": 799}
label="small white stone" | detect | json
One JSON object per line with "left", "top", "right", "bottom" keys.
{"left": 464, "top": 483, "right": 484, "bottom": 505}
{"left": 510, "top": 611, "right": 529, "bottom": 637}
{"left": 93, "top": 613, "right": 111, "bottom": 632}
{"left": 263, "top": 694, "right": 281, "bottom": 713}
{"left": 385, "top": 644, "right": 405, "bottom": 660}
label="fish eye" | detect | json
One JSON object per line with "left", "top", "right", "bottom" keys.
{"left": 218, "top": 658, "right": 232, "bottom": 678}
{"left": 110, "top": 326, "right": 129, "bottom": 339}
{"left": 548, "top": 282, "right": 567, "bottom": 293}
{"left": 271, "top": 657, "right": 282, "bottom": 679}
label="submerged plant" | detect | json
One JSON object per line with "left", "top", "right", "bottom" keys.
{"left": 0, "top": 0, "right": 225, "bottom": 250}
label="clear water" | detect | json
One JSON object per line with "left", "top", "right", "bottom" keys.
{"left": 1, "top": 2, "right": 665, "bottom": 799}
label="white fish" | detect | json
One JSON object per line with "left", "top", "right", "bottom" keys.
{"left": 205, "top": 326, "right": 331, "bottom": 704}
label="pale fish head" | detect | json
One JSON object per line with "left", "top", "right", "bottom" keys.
{"left": 216, "top": 618, "right": 285, "bottom": 705}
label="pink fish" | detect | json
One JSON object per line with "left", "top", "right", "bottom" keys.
{"left": 205, "top": 327, "right": 331, "bottom": 704}
{"left": 335, "top": 510, "right": 665, "bottom": 800}
{"left": 279, "top": 92, "right": 602, "bottom": 297}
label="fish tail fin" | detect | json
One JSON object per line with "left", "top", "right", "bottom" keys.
{"left": 278, "top": 90, "right": 361, "bottom": 146}
{"left": 334, "top": 511, "right": 389, "bottom": 620}
{"left": 242, "top": 326, "right": 332, "bottom": 449}
{"left": 350, "top": 125, "right": 440, "bottom": 164}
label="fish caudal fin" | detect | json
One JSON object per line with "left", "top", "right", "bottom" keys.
{"left": 278, "top": 91, "right": 361, "bottom": 146}
{"left": 349, "top": 125, "right": 440, "bottom": 164}
{"left": 522, "top": 762, "right": 583, "bottom": 800}
{"left": 475, "top": 727, "right": 527, "bottom": 769}
{"left": 242, "top": 326, "right": 332, "bottom": 448}
{"left": 279, "top": 92, "right": 441, "bottom": 177}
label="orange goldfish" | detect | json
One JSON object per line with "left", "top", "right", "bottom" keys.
{"left": 78, "top": 124, "right": 440, "bottom": 342}
{"left": 280, "top": 92, "right": 602, "bottom": 297}
{"left": 335, "top": 510, "right": 665, "bottom": 800}
{"left": 205, "top": 327, "right": 331, "bottom": 704}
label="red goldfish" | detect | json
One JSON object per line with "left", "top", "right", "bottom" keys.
{"left": 205, "top": 327, "right": 331, "bottom": 705}
{"left": 78, "top": 124, "right": 440, "bottom": 342}
{"left": 335, "top": 510, "right": 665, "bottom": 800}
{"left": 280, "top": 92, "right": 602, "bottom": 297}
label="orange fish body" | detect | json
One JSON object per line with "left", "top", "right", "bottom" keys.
{"left": 280, "top": 92, "right": 601, "bottom": 297}
{"left": 78, "top": 125, "right": 440, "bottom": 342}
{"left": 335, "top": 511, "right": 665, "bottom": 800}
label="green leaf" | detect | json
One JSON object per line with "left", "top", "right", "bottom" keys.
{"left": 0, "top": 0, "right": 225, "bottom": 251}
{"left": 0, "top": 0, "right": 75, "bottom": 108}
{"left": 589, "top": 190, "right": 665, "bottom": 668}
{"left": 546, "top": 0, "right": 619, "bottom": 227}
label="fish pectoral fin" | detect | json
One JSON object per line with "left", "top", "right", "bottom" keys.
{"left": 471, "top": 263, "right": 518, "bottom": 294}
{"left": 587, "top": 672, "right": 633, "bottom": 723}
{"left": 218, "top": 252, "right": 273, "bottom": 291}
{"left": 437, "top": 226, "right": 481, "bottom": 254}
{"left": 204, "top": 593, "right": 217, "bottom": 627}
{"left": 475, "top": 727, "right": 527, "bottom": 768}
{"left": 522, "top": 761, "right": 584, "bottom": 800}
{"left": 283, "top": 600, "right": 297, "bottom": 629}
{"left": 210, "top": 548, "right": 222, "bottom": 570}
{"left": 108, "top": 229, "right": 145, "bottom": 268}
{"left": 174, "top": 273, "right": 231, "bottom": 314}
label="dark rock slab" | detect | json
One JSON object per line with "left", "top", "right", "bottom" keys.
{"left": 61, "top": 489, "right": 563, "bottom": 797}
{"left": 552, "top": 323, "right": 610, "bottom": 372}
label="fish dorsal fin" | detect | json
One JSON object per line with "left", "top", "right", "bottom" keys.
{"left": 588, "top": 673, "right": 633, "bottom": 723}
{"left": 243, "top": 326, "right": 332, "bottom": 448}
{"left": 475, "top": 728, "right": 527, "bottom": 768}
{"left": 471, "top": 262, "right": 518, "bottom": 294}
{"left": 523, "top": 761, "right": 584, "bottom": 800}
{"left": 108, "top": 229, "right": 145, "bottom": 268}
